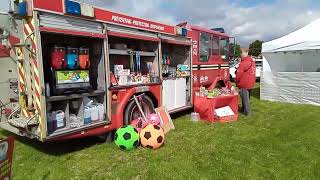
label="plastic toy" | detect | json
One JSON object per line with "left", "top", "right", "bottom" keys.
{"left": 140, "top": 124, "right": 165, "bottom": 149}
{"left": 114, "top": 125, "right": 139, "bottom": 150}
{"left": 66, "top": 47, "right": 79, "bottom": 69}
{"left": 79, "top": 48, "right": 90, "bottom": 69}
{"left": 130, "top": 118, "right": 148, "bottom": 133}
{"left": 147, "top": 113, "right": 161, "bottom": 126}
{"left": 51, "top": 46, "right": 66, "bottom": 70}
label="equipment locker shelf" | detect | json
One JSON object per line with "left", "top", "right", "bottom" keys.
{"left": 109, "top": 49, "right": 156, "bottom": 57}
{"left": 47, "top": 121, "right": 108, "bottom": 139}
{"left": 46, "top": 90, "right": 105, "bottom": 102}
{"left": 108, "top": 35, "right": 160, "bottom": 88}
{"left": 161, "top": 42, "right": 192, "bottom": 112}
{"left": 40, "top": 32, "right": 108, "bottom": 136}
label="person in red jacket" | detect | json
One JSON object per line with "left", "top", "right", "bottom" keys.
{"left": 235, "top": 48, "right": 256, "bottom": 116}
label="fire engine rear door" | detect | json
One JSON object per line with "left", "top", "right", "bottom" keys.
{"left": 158, "top": 34, "right": 192, "bottom": 46}
{"left": 39, "top": 13, "right": 104, "bottom": 37}
{"left": 106, "top": 24, "right": 160, "bottom": 42}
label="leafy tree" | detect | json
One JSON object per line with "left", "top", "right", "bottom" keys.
{"left": 249, "top": 40, "right": 263, "bottom": 57}
{"left": 230, "top": 43, "right": 241, "bottom": 58}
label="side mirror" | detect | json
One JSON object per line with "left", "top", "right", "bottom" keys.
{"left": 229, "top": 37, "right": 236, "bottom": 61}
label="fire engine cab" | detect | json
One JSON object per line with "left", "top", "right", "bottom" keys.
{"left": 0, "top": 0, "right": 234, "bottom": 142}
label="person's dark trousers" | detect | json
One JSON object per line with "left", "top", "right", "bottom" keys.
{"left": 239, "top": 88, "right": 252, "bottom": 116}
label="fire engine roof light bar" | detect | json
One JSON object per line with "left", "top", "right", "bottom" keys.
{"left": 211, "top": 28, "right": 225, "bottom": 34}
{"left": 175, "top": 26, "right": 188, "bottom": 37}
{"left": 17, "top": 1, "right": 32, "bottom": 17}
{"left": 65, "top": 0, "right": 81, "bottom": 16}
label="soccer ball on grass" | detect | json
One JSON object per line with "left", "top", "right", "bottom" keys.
{"left": 114, "top": 125, "right": 139, "bottom": 151}
{"left": 140, "top": 124, "right": 165, "bottom": 149}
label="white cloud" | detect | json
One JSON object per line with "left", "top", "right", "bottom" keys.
{"left": 78, "top": 0, "right": 320, "bottom": 47}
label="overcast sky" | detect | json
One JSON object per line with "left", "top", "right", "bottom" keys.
{"left": 1, "top": 0, "right": 320, "bottom": 46}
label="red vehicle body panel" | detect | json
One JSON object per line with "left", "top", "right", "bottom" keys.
{"left": 25, "top": 0, "right": 230, "bottom": 141}
{"left": 190, "top": 26, "right": 230, "bottom": 90}
{"left": 33, "top": 0, "right": 64, "bottom": 14}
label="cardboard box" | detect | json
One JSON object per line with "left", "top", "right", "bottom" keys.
{"left": 114, "top": 65, "right": 123, "bottom": 76}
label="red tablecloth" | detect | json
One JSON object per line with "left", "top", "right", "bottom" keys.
{"left": 194, "top": 94, "right": 238, "bottom": 123}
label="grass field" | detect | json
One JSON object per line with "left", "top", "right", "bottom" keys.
{"left": 1, "top": 86, "right": 320, "bottom": 179}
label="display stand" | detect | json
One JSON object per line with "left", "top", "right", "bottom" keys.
{"left": 41, "top": 32, "right": 108, "bottom": 137}
{"left": 194, "top": 94, "right": 238, "bottom": 123}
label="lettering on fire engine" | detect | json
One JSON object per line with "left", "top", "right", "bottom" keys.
{"left": 193, "top": 75, "right": 198, "bottom": 82}
{"left": 192, "top": 40, "right": 198, "bottom": 56}
{"left": 111, "top": 15, "right": 165, "bottom": 31}
{"left": 224, "top": 70, "right": 228, "bottom": 79}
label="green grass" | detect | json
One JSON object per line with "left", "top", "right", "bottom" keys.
{"left": 1, "top": 86, "right": 320, "bottom": 179}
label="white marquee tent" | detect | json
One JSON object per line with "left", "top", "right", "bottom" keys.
{"left": 261, "top": 19, "right": 320, "bottom": 105}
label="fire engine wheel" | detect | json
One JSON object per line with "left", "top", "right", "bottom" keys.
{"left": 124, "top": 96, "right": 154, "bottom": 125}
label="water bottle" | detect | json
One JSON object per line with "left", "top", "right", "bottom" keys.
{"left": 56, "top": 110, "right": 66, "bottom": 129}
{"left": 84, "top": 106, "right": 92, "bottom": 125}
{"left": 90, "top": 105, "right": 99, "bottom": 122}
{"left": 96, "top": 103, "right": 105, "bottom": 121}
{"left": 191, "top": 112, "right": 200, "bottom": 122}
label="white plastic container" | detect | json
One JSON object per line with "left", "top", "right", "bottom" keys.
{"left": 55, "top": 110, "right": 65, "bottom": 128}
{"left": 96, "top": 103, "right": 105, "bottom": 121}
{"left": 84, "top": 106, "right": 92, "bottom": 124}
{"left": 191, "top": 112, "right": 200, "bottom": 122}
{"left": 90, "top": 105, "right": 99, "bottom": 122}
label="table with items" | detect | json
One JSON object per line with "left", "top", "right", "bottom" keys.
{"left": 194, "top": 86, "right": 239, "bottom": 123}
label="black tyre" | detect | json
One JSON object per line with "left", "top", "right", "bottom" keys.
{"left": 123, "top": 95, "right": 154, "bottom": 125}
{"left": 98, "top": 131, "right": 114, "bottom": 143}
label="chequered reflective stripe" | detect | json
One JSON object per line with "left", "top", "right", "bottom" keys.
{"left": 23, "top": 18, "right": 42, "bottom": 119}
{"left": 16, "top": 47, "right": 32, "bottom": 118}
{"left": 16, "top": 48, "right": 25, "bottom": 92}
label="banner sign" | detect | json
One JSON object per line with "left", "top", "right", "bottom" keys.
{"left": 95, "top": 8, "right": 176, "bottom": 35}
{"left": 0, "top": 136, "right": 14, "bottom": 180}
{"left": 33, "top": 0, "right": 178, "bottom": 35}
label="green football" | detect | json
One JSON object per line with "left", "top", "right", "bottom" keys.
{"left": 114, "top": 125, "right": 139, "bottom": 151}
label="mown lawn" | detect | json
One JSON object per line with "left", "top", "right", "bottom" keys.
{"left": 1, "top": 86, "right": 320, "bottom": 179}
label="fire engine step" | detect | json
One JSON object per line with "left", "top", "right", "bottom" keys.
{"left": 8, "top": 117, "right": 38, "bottom": 128}
{"left": 0, "top": 122, "right": 20, "bottom": 135}
{"left": 47, "top": 121, "right": 109, "bottom": 139}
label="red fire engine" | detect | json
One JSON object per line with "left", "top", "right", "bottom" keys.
{"left": 0, "top": 0, "right": 233, "bottom": 142}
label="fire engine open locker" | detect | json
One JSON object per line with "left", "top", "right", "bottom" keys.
{"left": 0, "top": 0, "right": 233, "bottom": 142}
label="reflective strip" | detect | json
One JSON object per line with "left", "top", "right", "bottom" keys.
{"left": 23, "top": 18, "right": 42, "bottom": 121}
{"left": 22, "top": 109, "right": 30, "bottom": 118}
{"left": 200, "top": 64, "right": 219, "bottom": 67}
{"left": 200, "top": 67, "right": 219, "bottom": 70}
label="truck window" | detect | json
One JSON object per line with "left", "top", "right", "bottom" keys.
{"left": 199, "top": 32, "right": 211, "bottom": 62}
{"left": 255, "top": 61, "right": 263, "bottom": 67}
{"left": 220, "top": 38, "right": 229, "bottom": 61}
{"left": 212, "top": 36, "right": 219, "bottom": 55}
